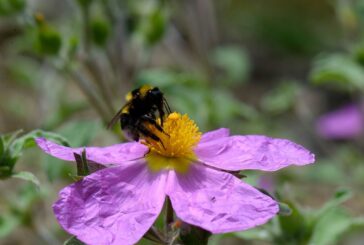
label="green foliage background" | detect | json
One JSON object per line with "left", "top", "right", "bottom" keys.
{"left": 1, "top": 0, "right": 364, "bottom": 244}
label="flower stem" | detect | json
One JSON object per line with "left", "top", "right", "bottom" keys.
{"left": 81, "top": 3, "right": 91, "bottom": 54}
{"left": 83, "top": 59, "right": 115, "bottom": 116}
{"left": 69, "top": 69, "right": 111, "bottom": 123}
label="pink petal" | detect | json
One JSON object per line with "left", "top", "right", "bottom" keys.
{"left": 36, "top": 138, "right": 148, "bottom": 165}
{"left": 53, "top": 162, "right": 166, "bottom": 245}
{"left": 195, "top": 135, "right": 314, "bottom": 171}
{"left": 316, "top": 104, "right": 363, "bottom": 139}
{"left": 166, "top": 164, "right": 278, "bottom": 233}
{"left": 199, "top": 128, "right": 230, "bottom": 143}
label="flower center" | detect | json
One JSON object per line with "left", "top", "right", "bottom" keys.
{"left": 143, "top": 112, "right": 201, "bottom": 173}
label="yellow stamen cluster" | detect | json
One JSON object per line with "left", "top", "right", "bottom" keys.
{"left": 143, "top": 112, "right": 201, "bottom": 173}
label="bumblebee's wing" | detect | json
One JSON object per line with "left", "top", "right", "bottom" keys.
{"left": 107, "top": 109, "right": 123, "bottom": 129}
{"left": 107, "top": 102, "right": 130, "bottom": 129}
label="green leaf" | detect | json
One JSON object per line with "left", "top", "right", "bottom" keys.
{"left": 1, "top": 130, "right": 23, "bottom": 149}
{"left": 211, "top": 46, "right": 250, "bottom": 84}
{"left": 309, "top": 208, "right": 357, "bottom": 245}
{"left": 140, "top": 8, "right": 166, "bottom": 45}
{"left": 76, "top": 0, "right": 93, "bottom": 8}
{"left": 310, "top": 54, "right": 364, "bottom": 90}
{"left": 11, "top": 171, "right": 40, "bottom": 187}
{"left": 314, "top": 189, "right": 352, "bottom": 220}
{"left": 0, "top": 130, "right": 69, "bottom": 178}
{"left": 234, "top": 227, "right": 271, "bottom": 241}
{"left": 261, "top": 81, "right": 299, "bottom": 115}
{"left": 209, "top": 89, "right": 258, "bottom": 124}
{"left": 0, "top": 131, "right": 24, "bottom": 177}
{"left": 11, "top": 129, "right": 69, "bottom": 157}
{"left": 0, "top": 214, "right": 19, "bottom": 238}
{"left": 277, "top": 200, "right": 310, "bottom": 243}
{"left": 64, "top": 236, "right": 85, "bottom": 245}
{"left": 306, "top": 190, "right": 356, "bottom": 245}
{"left": 91, "top": 18, "right": 110, "bottom": 47}
{"left": 8, "top": 0, "right": 25, "bottom": 12}
{"left": 0, "top": 0, "right": 25, "bottom": 16}
{"left": 353, "top": 43, "right": 364, "bottom": 66}
{"left": 0, "top": 166, "right": 12, "bottom": 178}
{"left": 37, "top": 26, "right": 62, "bottom": 56}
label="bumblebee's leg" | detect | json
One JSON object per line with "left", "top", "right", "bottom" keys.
{"left": 154, "top": 101, "right": 166, "bottom": 127}
{"left": 163, "top": 98, "right": 171, "bottom": 113}
{"left": 137, "top": 124, "right": 166, "bottom": 149}
{"left": 140, "top": 115, "right": 164, "bottom": 132}
{"left": 141, "top": 115, "right": 170, "bottom": 138}
{"left": 159, "top": 98, "right": 171, "bottom": 126}
{"left": 159, "top": 109, "right": 165, "bottom": 127}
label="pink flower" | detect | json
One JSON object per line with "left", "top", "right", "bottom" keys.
{"left": 36, "top": 113, "right": 314, "bottom": 245}
{"left": 316, "top": 104, "right": 363, "bottom": 139}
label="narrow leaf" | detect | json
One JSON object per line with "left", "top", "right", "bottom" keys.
{"left": 309, "top": 208, "right": 354, "bottom": 245}
{"left": 64, "top": 236, "right": 85, "bottom": 245}
{"left": 74, "top": 149, "right": 89, "bottom": 177}
{"left": 315, "top": 189, "right": 352, "bottom": 220}
{"left": 11, "top": 129, "right": 69, "bottom": 157}
{"left": 12, "top": 171, "right": 40, "bottom": 187}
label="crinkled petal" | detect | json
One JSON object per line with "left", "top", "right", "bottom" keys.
{"left": 36, "top": 138, "right": 148, "bottom": 165}
{"left": 195, "top": 135, "right": 314, "bottom": 171}
{"left": 53, "top": 162, "right": 166, "bottom": 245}
{"left": 199, "top": 128, "right": 230, "bottom": 143}
{"left": 166, "top": 164, "right": 278, "bottom": 233}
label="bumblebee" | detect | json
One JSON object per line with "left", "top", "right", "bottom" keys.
{"left": 108, "top": 85, "right": 171, "bottom": 143}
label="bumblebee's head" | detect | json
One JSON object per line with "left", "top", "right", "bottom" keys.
{"left": 125, "top": 85, "right": 153, "bottom": 101}
{"left": 126, "top": 85, "right": 163, "bottom": 102}
{"left": 145, "top": 87, "right": 163, "bottom": 104}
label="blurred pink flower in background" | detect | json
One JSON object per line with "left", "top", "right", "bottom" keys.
{"left": 316, "top": 104, "right": 364, "bottom": 139}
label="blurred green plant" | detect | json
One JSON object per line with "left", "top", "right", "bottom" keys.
{"left": 0, "top": 130, "right": 68, "bottom": 185}
{"left": 0, "top": 0, "right": 25, "bottom": 16}
{"left": 42, "top": 120, "right": 101, "bottom": 181}
{"left": 261, "top": 81, "right": 300, "bottom": 115}
{"left": 136, "top": 69, "right": 257, "bottom": 131}
{"left": 90, "top": 18, "right": 110, "bottom": 47}
{"left": 33, "top": 13, "right": 62, "bottom": 56}
{"left": 230, "top": 189, "right": 364, "bottom": 245}
{"left": 309, "top": 0, "right": 364, "bottom": 92}
{"left": 64, "top": 236, "right": 85, "bottom": 245}
{"left": 0, "top": 184, "right": 46, "bottom": 239}
{"left": 310, "top": 54, "right": 364, "bottom": 91}
{"left": 210, "top": 46, "right": 250, "bottom": 85}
